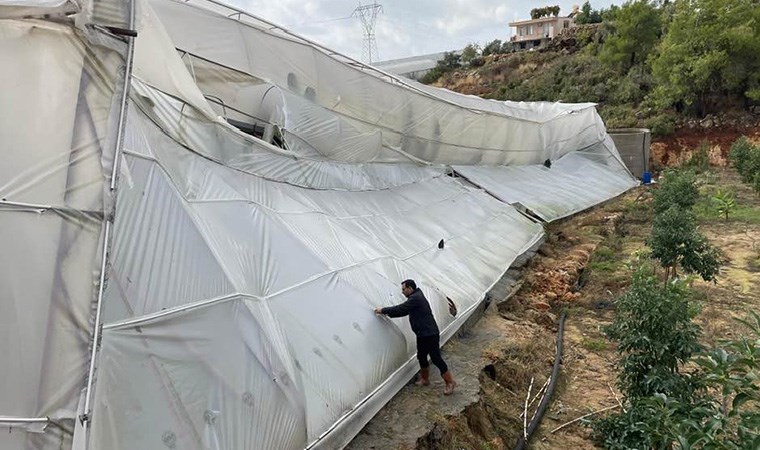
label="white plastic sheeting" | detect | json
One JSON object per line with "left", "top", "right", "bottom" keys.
{"left": 1, "top": 0, "right": 637, "bottom": 448}
{"left": 0, "top": 0, "right": 78, "bottom": 18}
{"left": 149, "top": 0, "right": 621, "bottom": 167}
{"left": 455, "top": 140, "right": 639, "bottom": 222}
{"left": 0, "top": 14, "right": 128, "bottom": 450}
{"left": 88, "top": 89, "right": 545, "bottom": 449}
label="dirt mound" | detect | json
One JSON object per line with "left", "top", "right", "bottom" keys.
{"left": 652, "top": 128, "right": 760, "bottom": 168}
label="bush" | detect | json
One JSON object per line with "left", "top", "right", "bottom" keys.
{"left": 594, "top": 312, "right": 760, "bottom": 450}
{"left": 420, "top": 52, "right": 462, "bottom": 84}
{"left": 728, "top": 137, "right": 760, "bottom": 195}
{"left": 419, "top": 67, "right": 445, "bottom": 84}
{"left": 482, "top": 39, "right": 503, "bottom": 57}
{"left": 644, "top": 113, "right": 675, "bottom": 137}
{"left": 598, "top": 104, "right": 639, "bottom": 129}
{"left": 648, "top": 206, "right": 721, "bottom": 281}
{"left": 592, "top": 395, "right": 697, "bottom": 450}
{"left": 461, "top": 43, "right": 481, "bottom": 65}
{"left": 605, "top": 265, "right": 701, "bottom": 400}
{"left": 712, "top": 188, "right": 736, "bottom": 221}
{"left": 729, "top": 136, "right": 754, "bottom": 175}
{"left": 652, "top": 170, "right": 699, "bottom": 214}
{"left": 685, "top": 140, "right": 710, "bottom": 172}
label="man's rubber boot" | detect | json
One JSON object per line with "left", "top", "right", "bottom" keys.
{"left": 415, "top": 367, "right": 430, "bottom": 386}
{"left": 442, "top": 371, "right": 456, "bottom": 395}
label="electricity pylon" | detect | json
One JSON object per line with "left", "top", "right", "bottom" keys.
{"left": 352, "top": 2, "right": 383, "bottom": 64}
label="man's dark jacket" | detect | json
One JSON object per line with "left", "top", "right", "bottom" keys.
{"left": 381, "top": 288, "right": 439, "bottom": 337}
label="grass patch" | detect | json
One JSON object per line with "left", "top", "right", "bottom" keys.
{"left": 588, "top": 260, "right": 620, "bottom": 273}
{"left": 581, "top": 338, "right": 609, "bottom": 352}
{"left": 748, "top": 255, "right": 760, "bottom": 273}
{"left": 595, "top": 246, "right": 617, "bottom": 261}
{"left": 694, "top": 197, "right": 760, "bottom": 224}
{"left": 589, "top": 238, "right": 626, "bottom": 274}
{"left": 693, "top": 168, "right": 760, "bottom": 224}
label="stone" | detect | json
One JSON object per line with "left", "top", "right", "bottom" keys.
{"left": 538, "top": 243, "right": 556, "bottom": 257}
{"left": 534, "top": 311, "right": 558, "bottom": 328}
{"left": 534, "top": 301, "right": 551, "bottom": 311}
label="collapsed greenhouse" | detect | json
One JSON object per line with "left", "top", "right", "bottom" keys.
{"left": 0, "top": 0, "right": 638, "bottom": 449}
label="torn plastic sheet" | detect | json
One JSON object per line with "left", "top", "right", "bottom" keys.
{"left": 85, "top": 91, "right": 545, "bottom": 448}
{"left": 455, "top": 139, "right": 638, "bottom": 222}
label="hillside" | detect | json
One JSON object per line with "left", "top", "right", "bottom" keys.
{"left": 422, "top": 0, "right": 760, "bottom": 166}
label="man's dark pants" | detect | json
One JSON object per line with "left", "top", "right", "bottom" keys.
{"left": 416, "top": 333, "right": 448, "bottom": 374}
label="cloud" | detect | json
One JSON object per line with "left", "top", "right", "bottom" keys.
{"left": 226, "top": 0, "right": 620, "bottom": 61}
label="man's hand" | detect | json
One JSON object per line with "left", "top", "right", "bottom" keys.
{"left": 374, "top": 307, "right": 384, "bottom": 315}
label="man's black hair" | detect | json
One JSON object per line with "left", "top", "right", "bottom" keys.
{"left": 402, "top": 279, "right": 417, "bottom": 290}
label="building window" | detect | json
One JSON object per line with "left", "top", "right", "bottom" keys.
{"left": 563, "top": 21, "right": 569, "bottom": 29}
{"left": 528, "top": 25, "right": 534, "bottom": 34}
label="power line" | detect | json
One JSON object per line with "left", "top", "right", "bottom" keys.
{"left": 282, "top": 15, "right": 353, "bottom": 29}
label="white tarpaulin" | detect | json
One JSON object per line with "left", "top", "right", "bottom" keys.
{"left": 0, "top": 11, "right": 128, "bottom": 450}
{"left": 455, "top": 140, "right": 638, "bottom": 222}
{"left": 0, "top": 0, "right": 637, "bottom": 449}
{"left": 150, "top": 0, "right": 623, "bottom": 167}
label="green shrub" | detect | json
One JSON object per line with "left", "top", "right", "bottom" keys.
{"left": 685, "top": 140, "right": 710, "bottom": 172}
{"left": 594, "top": 312, "right": 760, "bottom": 450}
{"left": 644, "top": 113, "right": 675, "bottom": 137}
{"left": 729, "top": 136, "right": 754, "bottom": 174}
{"left": 605, "top": 265, "right": 701, "bottom": 400}
{"left": 712, "top": 188, "right": 736, "bottom": 221}
{"left": 598, "top": 104, "right": 635, "bottom": 128}
{"left": 648, "top": 206, "right": 721, "bottom": 281}
{"left": 419, "top": 67, "right": 444, "bottom": 84}
{"left": 482, "top": 39, "right": 503, "bottom": 56}
{"left": 728, "top": 137, "right": 760, "bottom": 189}
{"left": 652, "top": 170, "right": 699, "bottom": 214}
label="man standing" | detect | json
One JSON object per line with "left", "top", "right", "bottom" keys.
{"left": 374, "top": 279, "right": 457, "bottom": 395}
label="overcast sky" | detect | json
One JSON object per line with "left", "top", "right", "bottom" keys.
{"left": 229, "top": 0, "right": 622, "bottom": 62}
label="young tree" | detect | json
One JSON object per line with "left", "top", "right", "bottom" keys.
{"left": 593, "top": 265, "right": 703, "bottom": 449}
{"left": 729, "top": 136, "right": 754, "bottom": 177}
{"left": 712, "top": 189, "right": 736, "bottom": 221}
{"left": 605, "top": 265, "right": 701, "bottom": 400}
{"left": 652, "top": 170, "right": 699, "bottom": 214}
{"left": 647, "top": 206, "right": 721, "bottom": 281}
{"left": 595, "top": 312, "right": 760, "bottom": 450}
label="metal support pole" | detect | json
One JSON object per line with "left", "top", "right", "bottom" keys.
{"left": 79, "top": 0, "right": 136, "bottom": 441}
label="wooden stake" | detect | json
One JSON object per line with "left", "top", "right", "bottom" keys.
{"left": 549, "top": 404, "right": 620, "bottom": 434}
{"left": 520, "top": 377, "right": 551, "bottom": 419}
{"left": 523, "top": 377, "right": 534, "bottom": 440}
{"left": 607, "top": 382, "right": 625, "bottom": 412}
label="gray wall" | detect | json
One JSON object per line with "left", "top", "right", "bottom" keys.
{"left": 609, "top": 128, "right": 651, "bottom": 179}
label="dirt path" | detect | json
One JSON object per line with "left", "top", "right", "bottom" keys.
{"left": 349, "top": 167, "right": 760, "bottom": 450}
